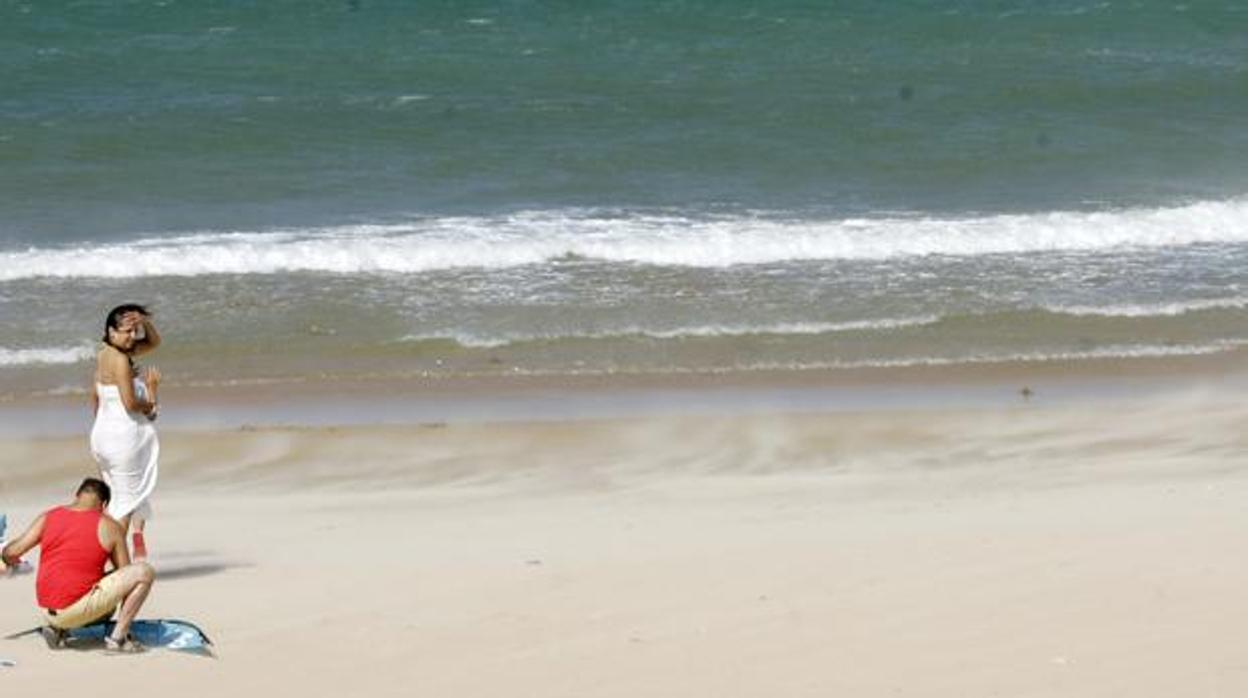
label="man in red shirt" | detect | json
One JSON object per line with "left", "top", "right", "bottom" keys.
{"left": 2, "top": 478, "right": 156, "bottom": 653}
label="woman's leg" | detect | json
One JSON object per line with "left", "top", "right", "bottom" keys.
{"left": 131, "top": 518, "right": 147, "bottom": 561}
{"left": 117, "top": 513, "right": 138, "bottom": 560}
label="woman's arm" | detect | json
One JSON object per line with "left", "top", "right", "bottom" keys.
{"left": 142, "top": 367, "right": 161, "bottom": 419}
{"left": 89, "top": 362, "right": 99, "bottom": 416}
{"left": 102, "top": 350, "right": 156, "bottom": 416}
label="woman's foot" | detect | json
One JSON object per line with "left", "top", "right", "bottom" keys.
{"left": 131, "top": 532, "right": 147, "bottom": 562}
{"left": 104, "top": 634, "right": 145, "bottom": 654}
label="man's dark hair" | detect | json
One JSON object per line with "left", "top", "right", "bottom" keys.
{"left": 76, "top": 478, "right": 111, "bottom": 505}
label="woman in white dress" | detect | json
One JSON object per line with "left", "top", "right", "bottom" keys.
{"left": 91, "top": 304, "right": 162, "bottom": 561}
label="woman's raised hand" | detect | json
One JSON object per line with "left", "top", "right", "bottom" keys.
{"left": 121, "top": 310, "right": 147, "bottom": 328}
{"left": 122, "top": 311, "right": 149, "bottom": 339}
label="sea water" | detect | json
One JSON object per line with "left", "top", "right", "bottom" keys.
{"left": 2, "top": 1, "right": 1246, "bottom": 398}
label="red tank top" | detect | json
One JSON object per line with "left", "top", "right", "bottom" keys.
{"left": 35, "top": 507, "right": 110, "bottom": 610}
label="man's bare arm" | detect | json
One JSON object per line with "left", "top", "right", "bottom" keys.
{"left": 102, "top": 518, "right": 130, "bottom": 571}
{"left": 1, "top": 513, "right": 45, "bottom": 569}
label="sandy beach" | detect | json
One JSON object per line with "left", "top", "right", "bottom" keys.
{"left": 6, "top": 1, "right": 1248, "bottom": 694}
{"left": 2, "top": 369, "right": 1246, "bottom": 696}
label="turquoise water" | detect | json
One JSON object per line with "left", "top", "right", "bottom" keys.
{"left": 2, "top": 1, "right": 1247, "bottom": 394}
{"left": 4, "top": 1, "right": 1247, "bottom": 240}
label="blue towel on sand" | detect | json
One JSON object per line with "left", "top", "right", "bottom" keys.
{"left": 71, "top": 620, "right": 213, "bottom": 654}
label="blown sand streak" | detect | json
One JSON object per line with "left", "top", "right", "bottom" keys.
{"left": 1, "top": 390, "right": 1247, "bottom": 696}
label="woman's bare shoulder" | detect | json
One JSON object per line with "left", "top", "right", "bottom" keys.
{"left": 96, "top": 345, "right": 129, "bottom": 382}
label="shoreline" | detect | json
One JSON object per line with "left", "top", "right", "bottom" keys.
{"left": 1, "top": 348, "right": 1245, "bottom": 437}
{"left": 2, "top": 365, "right": 1244, "bottom": 498}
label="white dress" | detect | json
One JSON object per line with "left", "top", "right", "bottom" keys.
{"left": 90, "top": 379, "right": 159, "bottom": 523}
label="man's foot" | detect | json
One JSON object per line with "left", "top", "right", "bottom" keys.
{"left": 104, "top": 634, "right": 145, "bottom": 654}
{"left": 40, "top": 626, "right": 68, "bottom": 650}
{"left": 131, "top": 532, "right": 147, "bottom": 562}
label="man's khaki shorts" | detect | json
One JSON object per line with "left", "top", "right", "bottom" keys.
{"left": 45, "top": 571, "right": 131, "bottom": 630}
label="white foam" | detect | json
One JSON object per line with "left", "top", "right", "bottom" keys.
{"left": 0, "top": 345, "right": 94, "bottom": 367}
{"left": 1044, "top": 297, "right": 1248, "bottom": 317}
{"left": 31, "top": 384, "right": 90, "bottom": 397}
{"left": 4, "top": 198, "right": 1248, "bottom": 280}
{"left": 498, "top": 341, "right": 1242, "bottom": 377}
{"left": 401, "top": 316, "right": 942, "bottom": 348}
{"left": 737, "top": 342, "right": 1239, "bottom": 371}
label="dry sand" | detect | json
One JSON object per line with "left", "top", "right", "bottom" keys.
{"left": 1, "top": 385, "right": 1247, "bottom": 696}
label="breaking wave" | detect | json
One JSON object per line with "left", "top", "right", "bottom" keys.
{"left": 4, "top": 198, "right": 1248, "bottom": 280}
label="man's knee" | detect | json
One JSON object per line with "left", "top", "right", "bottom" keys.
{"left": 123, "top": 561, "right": 155, "bottom": 585}
{"left": 135, "top": 561, "right": 155, "bottom": 583}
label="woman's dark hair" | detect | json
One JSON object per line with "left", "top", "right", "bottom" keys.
{"left": 102, "top": 303, "right": 150, "bottom": 344}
